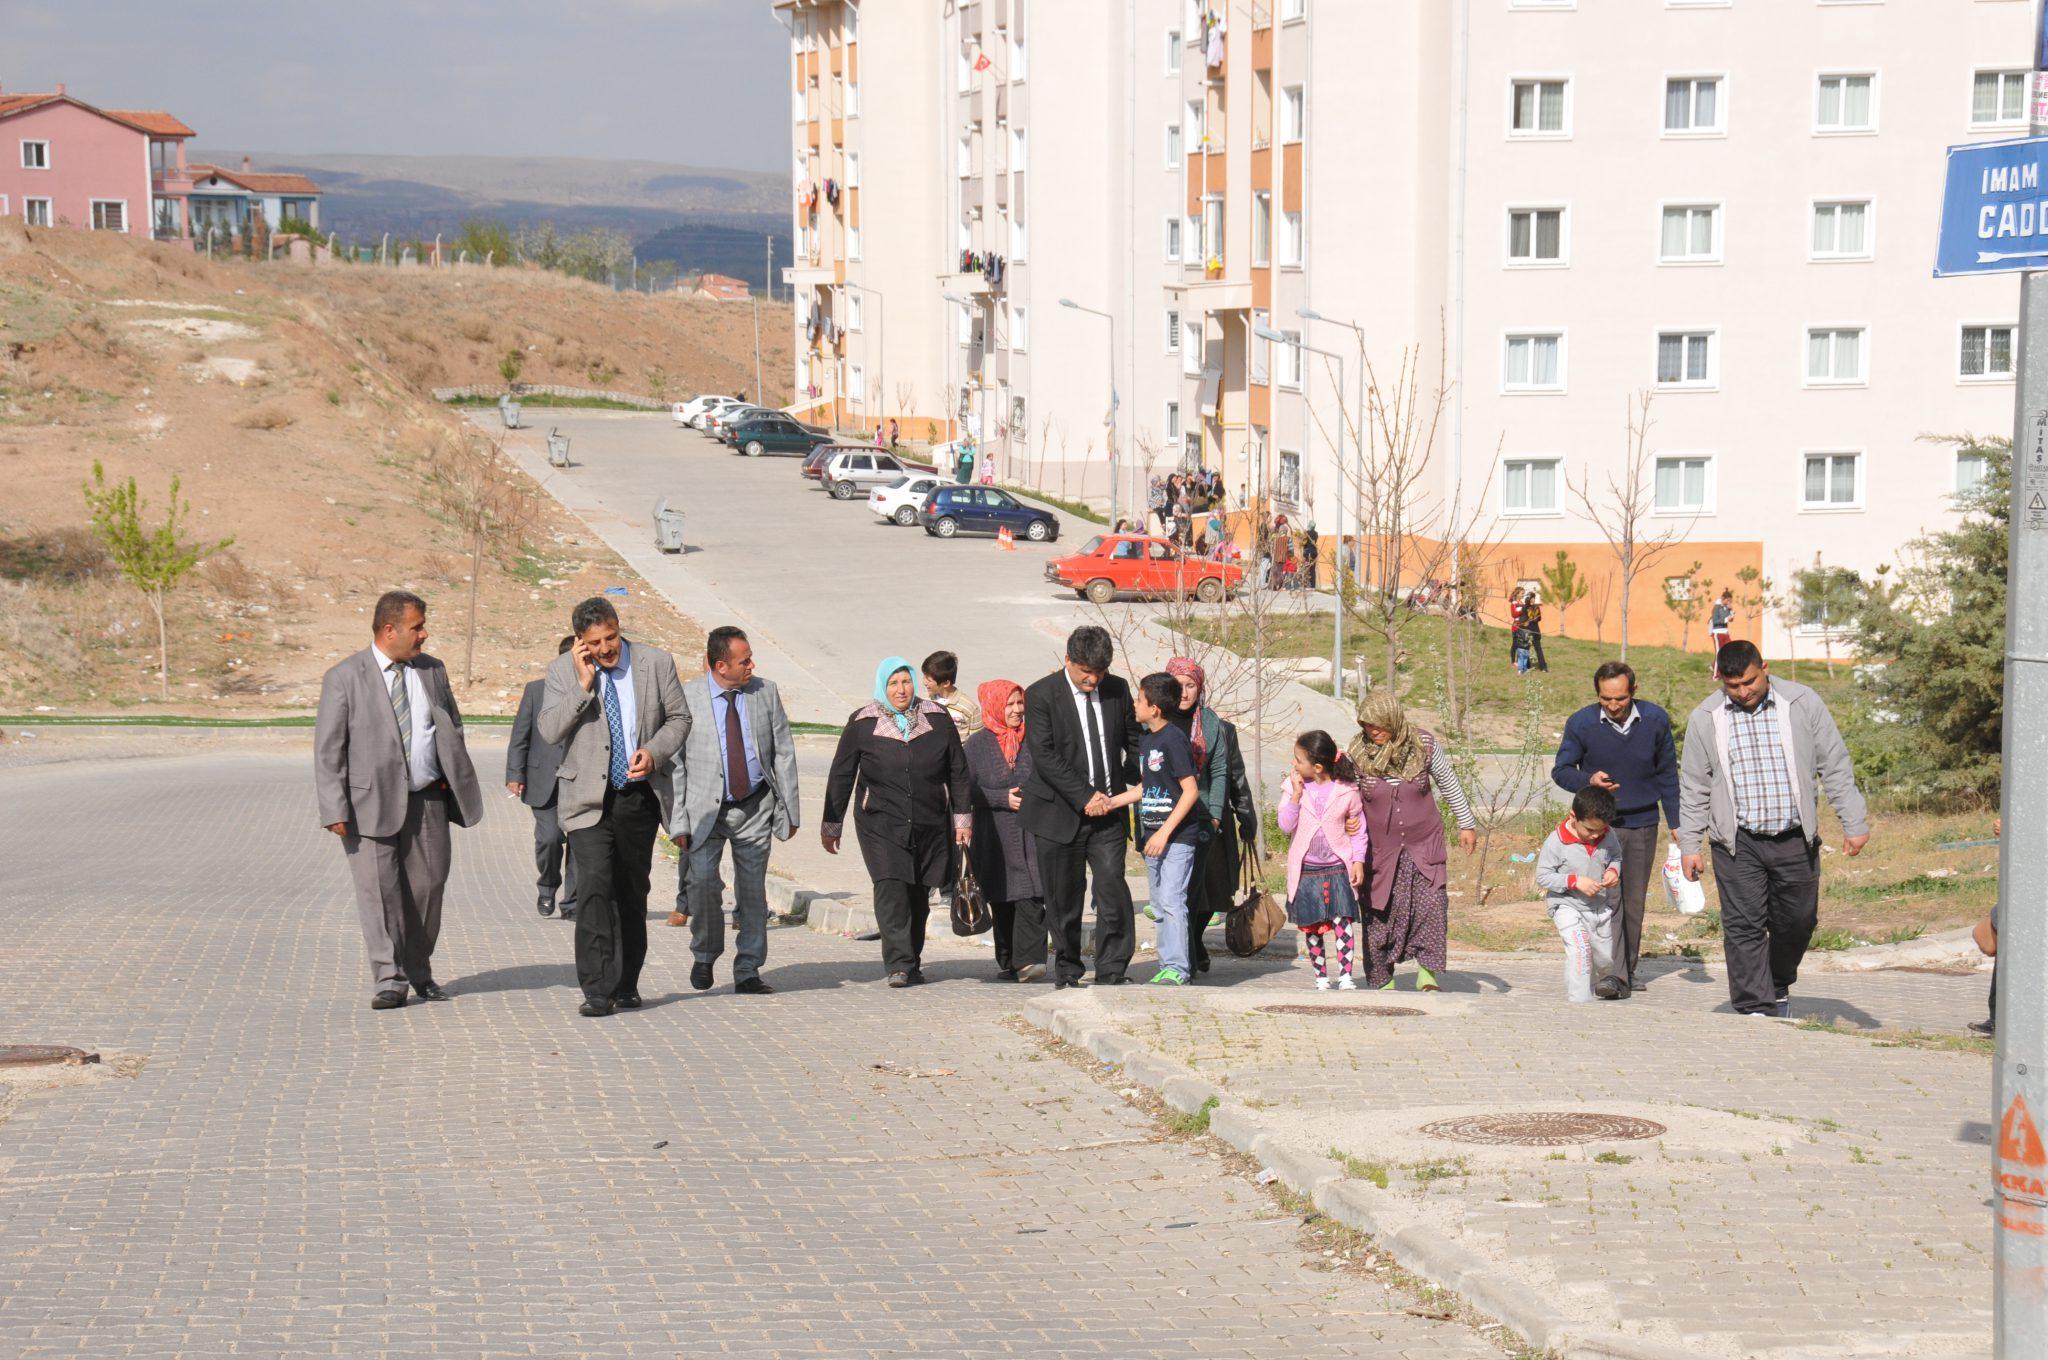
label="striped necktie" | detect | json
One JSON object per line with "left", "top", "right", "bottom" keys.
{"left": 387, "top": 661, "right": 412, "bottom": 761}
{"left": 602, "top": 669, "right": 631, "bottom": 788}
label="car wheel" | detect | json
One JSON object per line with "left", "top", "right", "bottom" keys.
{"left": 745, "top": 440, "right": 765, "bottom": 458}
{"left": 893, "top": 505, "right": 917, "bottom": 527}
{"left": 1085, "top": 579, "right": 1116, "bottom": 606}
{"left": 1073, "top": 588, "right": 1089, "bottom": 600}
{"left": 1024, "top": 518, "right": 1051, "bottom": 542}
{"left": 935, "top": 517, "right": 959, "bottom": 539}
{"left": 1195, "top": 577, "right": 1224, "bottom": 604}
{"left": 832, "top": 480, "right": 858, "bottom": 500}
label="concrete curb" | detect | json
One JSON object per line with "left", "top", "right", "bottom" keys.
{"left": 1021, "top": 994, "right": 1807, "bottom": 1360}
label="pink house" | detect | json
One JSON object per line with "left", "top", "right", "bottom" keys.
{"left": 0, "top": 82, "right": 196, "bottom": 239}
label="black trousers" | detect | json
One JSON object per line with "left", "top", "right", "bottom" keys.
{"left": 1710, "top": 829, "right": 1820, "bottom": 1015}
{"left": 567, "top": 782, "right": 659, "bottom": 1002}
{"left": 1185, "top": 834, "right": 1218, "bottom": 971}
{"left": 1036, "top": 817, "right": 1136, "bottom": 983}
{"left": 994, "top": 896, "right": 1047, "bottom": 971}
{"left": 531, "top": 798, "right": 576, "bottom": 906}
{"left": 1527, "top": 629, "right": 1548, "bottom": 671}
{"left": 872, "top": 879, "right": 932, "bottom": 976}
{"left": 1611, "top": 823, "right": 1659, "bottom": 984}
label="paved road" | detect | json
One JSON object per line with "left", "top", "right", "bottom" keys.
{"left": 0, "top": 742, "right": 1500, "bottom": 1359}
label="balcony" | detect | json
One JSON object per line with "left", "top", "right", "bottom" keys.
{"left": 783, "top": 262, "right": 836, "bottom": 289}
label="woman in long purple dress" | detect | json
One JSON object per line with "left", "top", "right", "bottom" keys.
{"left": 1348, "top": 689, "right": 1477, "bottom": 991}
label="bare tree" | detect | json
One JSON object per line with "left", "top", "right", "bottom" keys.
{"left": 893, "top": 379, "right": 917, "bottom": 425}
{"left": 420, "top": 431, "right": 538, "bottom": 686}
{"left": 1585, "top": 570, "right": 1614, "bottom": 644}
{"left": 1569, "top": 392, "right": 1692, "bottom": 660}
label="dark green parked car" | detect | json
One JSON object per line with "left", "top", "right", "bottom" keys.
{"left": 727, "top": 415, "right": 833, "bottom": 458}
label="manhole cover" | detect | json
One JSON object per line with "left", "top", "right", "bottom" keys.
{"left": 0, "top": 1045, "right": 100, "bottom": 1069}
{"left": 1256, "top": 1004, "right": 1427, "bottom": 1019}
{"left": 1420, "top": 1112, "right": 1666, "bottom": 1146}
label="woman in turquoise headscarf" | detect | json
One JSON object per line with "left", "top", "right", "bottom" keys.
{"left": 822, "top": 656, "right": 973, "bottom": 986}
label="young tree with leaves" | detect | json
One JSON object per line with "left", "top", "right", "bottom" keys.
{"left": 1662, "top": 561, "right": 1710, "bottom": 653}
{"left": 1792, "top": 557, "right": 1862, "bottom": 678}
{"left": 81, "top": 463, "right": 233, "bottom": 700}
{"left": 1539, "top": 550, "right": 1589, "bottom": 638}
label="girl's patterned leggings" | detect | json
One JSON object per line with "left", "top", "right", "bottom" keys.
{"left": 1301, "top": 920, "right": 1356, "bottom": 978}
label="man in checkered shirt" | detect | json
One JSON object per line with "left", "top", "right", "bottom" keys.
{"left": 1677, "top": 640, "right": 1870, "bottom": 1017}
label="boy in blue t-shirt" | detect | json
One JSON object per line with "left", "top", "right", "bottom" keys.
{"left": 1109, "top": 672, "right": 1202, "bottom": 985}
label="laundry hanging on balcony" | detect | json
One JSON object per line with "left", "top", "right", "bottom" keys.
{"left": 825, "top": 178, "right": 839, "bottom": 206}
{"left": 1202, "top": 8, "right": 1226, "bottom": 67}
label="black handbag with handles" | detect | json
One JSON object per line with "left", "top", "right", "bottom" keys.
{"left": 1224, "top": 842, "right": 1286, "bottom": 957}
{"left": 951, "top": 860, "right": 993, "bottom": 936}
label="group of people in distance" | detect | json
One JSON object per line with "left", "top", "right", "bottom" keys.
{"left": 315, "top": 589, "right": 1872, "bottom": 1023}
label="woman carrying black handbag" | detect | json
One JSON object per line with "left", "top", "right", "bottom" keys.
{"left": 962, "top": 679, "right": 1048, "bottom": 981}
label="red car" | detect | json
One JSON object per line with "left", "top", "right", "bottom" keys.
{"left": 1044, "top": 534, "right": 1245, "bottom": 604}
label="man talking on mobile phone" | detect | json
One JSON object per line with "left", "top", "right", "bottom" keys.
{"left": 538, "top": 597, "right": 690, "bottom": 1017}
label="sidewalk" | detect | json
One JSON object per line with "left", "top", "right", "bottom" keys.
{"left": 1026, "top": 952, "right": 1993, "bottom": 1360}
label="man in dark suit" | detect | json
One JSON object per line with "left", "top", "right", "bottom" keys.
{"left": 537, "top": 597, "right": 691, "bottom": 1018}
{"left": 1022, "top": 624, "right": 1139, "bottom": 987}
{"left": 506, "top": 636, "right": 578, "bottom": 920}
{"left": 314, "top": 590, "right": 485, "bottom": 1010}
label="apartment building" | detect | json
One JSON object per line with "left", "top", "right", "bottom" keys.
{"left": 775, "top": 0, "right": 2032, "bottom": 652}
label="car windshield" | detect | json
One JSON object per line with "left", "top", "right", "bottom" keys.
{"left": 1079, "top": 536, "right": 1104, "bottom": 555}
{"left": 882, "top": 475, "right": 912, "bottom": 490}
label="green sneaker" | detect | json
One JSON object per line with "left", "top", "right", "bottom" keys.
{"left": 1148, "top": 966, "right": 1188, "bottom": 986}
{"left": 1143, "top": 901, "right": 1159, "bottom": 922}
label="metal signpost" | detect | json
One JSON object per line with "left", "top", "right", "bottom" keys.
{"left": 1939, "top": 31, "right": 2048, "bottom": 1345}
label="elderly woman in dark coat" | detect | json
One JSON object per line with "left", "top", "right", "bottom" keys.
{"left": 963, "top": 679, "right": 1047, "bottom": 981}
{"left": 1165, "top": 658, "right": 1261, "bottom": 977}
{"left": 823, "top": 656, "right": 972, "bottom": 987}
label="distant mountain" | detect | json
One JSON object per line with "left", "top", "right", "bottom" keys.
{"left": 193, "top": 149, "right": 793, "bottom": 285}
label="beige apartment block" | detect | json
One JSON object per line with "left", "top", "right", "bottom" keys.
{"left": 777, "top": 0, "right": 2032, "bottom": 652}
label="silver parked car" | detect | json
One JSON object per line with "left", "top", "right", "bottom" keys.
{"left": 820, "top": 449, "right": 920, "bottom": 500}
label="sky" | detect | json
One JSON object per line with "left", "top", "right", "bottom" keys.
{"left": 0, "top": 0, "right": 790, "bottom": 170}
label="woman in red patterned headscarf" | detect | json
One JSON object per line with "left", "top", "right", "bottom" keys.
{"left": 1164, "top": 657, "right": 1260, "bottom": 977}
{"left": 963, "top": 680, "right": 1046, "bottom": 980}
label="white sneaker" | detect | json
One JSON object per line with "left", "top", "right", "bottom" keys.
{"left": 1314, "top": 976, "right": 1332, "bottom": 991}
{"left": 1336, "top": 976, "right": 1357, "bottom": 991}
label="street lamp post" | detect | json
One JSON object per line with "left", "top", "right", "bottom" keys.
{"left": 1298, "top": 304, "right": 1367, "bottom": 581}
{"left": 1259, "top": 322, "right": 1348, "bottom": 699}
{"left": 943, "top": 291, "right": 973, "bottom": 444}
{"left": 845, "top": 281, "right": 885, "bottom": 435}
{"left": 1060, "top": 297, "right": 1120, "bottom": 528}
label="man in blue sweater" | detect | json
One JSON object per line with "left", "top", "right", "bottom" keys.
{"left": 1551, "top": 661, "right": 1681, "bottom": 995}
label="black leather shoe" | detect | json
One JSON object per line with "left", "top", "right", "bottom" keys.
{"left": 614, "top": 992, "right": 642, "bottom": 1010}
{"left": 1095, "top": 974, "right": 1127, "bottom": 986}
{"left": 690, "top": 961, "right": 714, "bottom": 991}
{"left": 994, "top": 968, "right": 1019, "bottom": 982}
{"left": 557, "top": 904, "right": 577, "bottom": 921}
{"left": 734, "top": 977, "right": 774, "bottom": 995}
{"left": 413, "top": 981, "right": 449, "bottom": 1001}
{"left": 537, "top": 896, "right": 555, "bottom": 917}
{"left": 907, "top": 967, "right": 926, "bottom": 986}
{"left": 1194, "top": 951, "right": 1212, "bottom": 974}
{"left": 1970, "top": 1017, "right": 1997, "bottom": 1036}
{"left": 579, "top": 998, "right": 616, "bottom": 1017}
{"left": 1054, "top": 977, "right": 1088, "bottom": 990}
{"left": 370, "top": 990, "right": 407, "bottom": 1010}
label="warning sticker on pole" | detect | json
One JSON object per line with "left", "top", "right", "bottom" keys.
{"left": 2025, "top": 410, "right": 2048, "bottom": 535}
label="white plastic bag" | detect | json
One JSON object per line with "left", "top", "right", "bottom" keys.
{"left": 1663, "top": 840, "right": 1706, "bottom": 915}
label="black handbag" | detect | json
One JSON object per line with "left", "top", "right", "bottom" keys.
{"left": 950, "top": 860, "right": 993, "bottom": 936}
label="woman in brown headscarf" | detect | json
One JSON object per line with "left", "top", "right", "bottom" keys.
{"left": 1349, "top": 689, "right": 1477, "bottom": 991}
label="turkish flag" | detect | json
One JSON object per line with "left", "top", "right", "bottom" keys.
{"left": 974, "top": 53, "right": 992, "bottom": 72}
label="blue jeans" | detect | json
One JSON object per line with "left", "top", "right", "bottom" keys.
{"left": 1145, "top": 840, "right": 1197, "bottom": 975}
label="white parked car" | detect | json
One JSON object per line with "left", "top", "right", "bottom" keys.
{"left": 868, "top": 473, "right": 946, "bottom": 527}
{"left": 677, "top": 394, "right": 744, "bottom": 429}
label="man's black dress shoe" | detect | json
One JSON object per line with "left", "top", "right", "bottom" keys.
{"left": 537, "top": 896, "right": 555, "bottom": 917}
{"left": 370, "top": 990, "right": 407, "bottom": 1010}
{"left": 690, "top": 961, "right": 714, "bottom": 991}
{"left": 1054, "top": 978, "right": 1088, "bottom": 990}
{"left": 994, "top": 968, "right": 1019, "bottom": 982}
{"left": 557, "top": 904, "right": 577, "bottom": 921}
{"left": 614, "top": 993, "right": 643, "bottom": 1010}
{"left": 579, "top": 998, "right": 616, "bottom": 1017}
{"left": 414, "top": 981, "right": 449, "bottom": 1001}
{"left": 1095, "top": 974, "right": 1127, "bottom": 986}
{"left": 734, "top": 977, "right": 774, "bottom": 994}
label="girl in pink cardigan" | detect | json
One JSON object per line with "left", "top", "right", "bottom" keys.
{"left": 1276, "top": 731, "right": 1369, "bottom": 989}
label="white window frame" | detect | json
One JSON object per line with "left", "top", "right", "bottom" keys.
{"left": 1201, "top": 195, "right": 1224, "bottom": 268}
{"left": 1281, "top": 85, "right": 1306, "bottom": 144}
{"left": 1501, "top": 330, "right": 1567, "bottom": 393}
{"left": 1653, "top": 453, "right": 1716, "bottom": 516}
{"left": 23, "top": 197, "right": 50, "bottom": 228}
{"left": 89, "top": 199, "right": 129, "bottom": 234}
{"left": 1804, "top": 325, "right": 1868, "bottom": 387}
{"left": 1502, "top": 456, "right": 1565, "bottom": 517}
{"left": 1971, "top": 68, "right": 2030, "bottom": 131}
{"left": 1184, "top": 316, "right": 1203, "bottom": 375}
{"left": 848, "top": 362, "right": 866, "bottom": 406}
{"left": 1280, "top": 210, "right": 1304, "bottom": 269}
{"left": 1662, "top": 74, "right": 1726, "bottom": 137}
{"left": 1250, "top": 310, "right": 1271, "bottom": 386}
{"left": 1165, "top": 308, "right": 1182, "bottom": 354}
{"left": 1814, "top": 71, "right": 1878, "bottom": 135}
{"left": 1809, "top": 198, "right": 1874, "bottom": 261}
{"left": 1011, "top": 126, "right": 1028, "bottom": 171}
{"left": 1505, "top": 204, "right": 1569, "bottom": 268}
{"left": 1012, "top": 304, "right": 1029, "bottom": 352}
{"left": 845, "top": 151, "right": 861, "bottom": 189}
{"left": 1281, "top": 0, "right": 1307, "bottom": 20}
{"left": 1166, "top": 122, "right": 1183, "bottom": 169}
{"left": 1275, "top": 448, "right": 1303, "bottom": 505}
{"left": 1507, "top": 76, "right": 1572, "bottom": 138}
{"left": 846, "top": 80, "right": 860, "bottom": 117}
{"left": 959, "top": 46, "right": 974, "bottom": 93}
{"left": 1657, "top": 202, "right": 1723, "bottom": 265}
{"left": 1653, "top": 329, "right": 1719, "bottom": 391}
{"left": 1956, "top": 447, "right": 1992, "bottom": 496}
{"left": 1510, "top": 0, "right": 1576, "bottom": 8}
{"left": 1277, "top": 329, "right": 1303, "bottom": 389}
{"left": 1009, "top": 214, "right": 1028, "bottom": 260}
{"left": 20, "top": 139, "right": 49, "bottom": 170}
{"left": 847, "top": 221, "right": 862, "bottom": 260}
{"left": 1011, "top": 16, "right": 1028, "bottom": 83}
{"left": 1959, "top": 322, "right": 2016, "bottom": 382}
{"left": 1186, "top": 98, "right": 1206, "bottom": 154}
{"left": 1186, "top": 212, "right": 1202, "bottom": 265}
{"left": 1798, "top": 449, "right": 1865, "bottom": 513}
{"left": 1252, "top": 191, "right": 1272, "bottom": 267}
{"left": 845, "top": 290, "right": 864, "bottom": 332}
{"left": 1166, "top": 400, "right": 1182, "bottom": 441}
{"left": 1165, "top": 215, "right": 1183, "bottom": 261}
{"left": 1167, "top": 27, "right": 1183, "bottom": 74}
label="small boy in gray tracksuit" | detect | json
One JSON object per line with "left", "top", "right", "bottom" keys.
{"left": 1536, "top": 786, "right": 1627, "bottom": 1002}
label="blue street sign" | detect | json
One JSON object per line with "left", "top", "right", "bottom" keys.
{"left": 1936, "top": 136, "right": 2048, "bottom": 277}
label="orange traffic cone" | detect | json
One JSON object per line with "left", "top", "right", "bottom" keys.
{"left": 998, "top": 526, "right": 1016, "bottom": 551}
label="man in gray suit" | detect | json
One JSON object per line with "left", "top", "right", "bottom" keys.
{"left": 538, "top": 597, "right": 690, "bottom": 1017}
{"left": 674, "top": 625, "right": 801, "bottom": 995}
{"left": 506, "top": 636, "right": 577, "bottom": 920}
{"left": 315, "top": 590, "right": 484, "bottom": 1010}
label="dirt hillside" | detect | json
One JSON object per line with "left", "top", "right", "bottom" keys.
{"left": 0, "top": 221, "right": 793, "bottom": 716}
